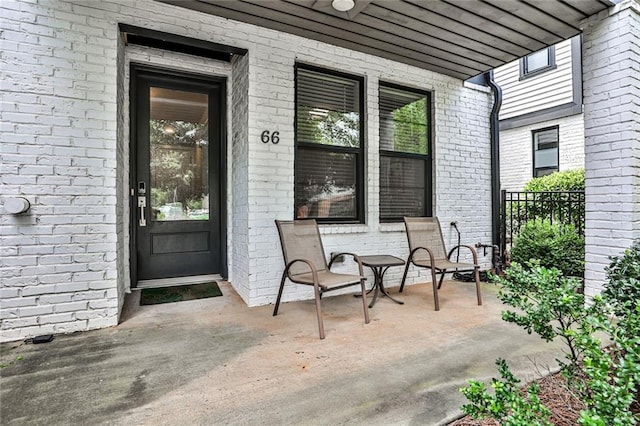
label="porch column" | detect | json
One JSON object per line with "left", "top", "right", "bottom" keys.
{"left": 581, "top": 0, "right": 640, "bottom": 297}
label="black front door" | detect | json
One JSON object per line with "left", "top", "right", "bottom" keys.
{"left": 132, "top": 66, "right": 224, "bottom": 281}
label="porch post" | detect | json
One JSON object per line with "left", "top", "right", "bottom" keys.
{"left": 581, "top": 0, "right": 640, "bottom": 297}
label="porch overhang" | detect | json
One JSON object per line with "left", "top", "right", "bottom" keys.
{"left": 157, "top": 0, "right": 614, "bottom": 80}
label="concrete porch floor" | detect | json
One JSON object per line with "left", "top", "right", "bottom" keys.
{"left": 0, "top": 280, "right": 563, "bottom": 425}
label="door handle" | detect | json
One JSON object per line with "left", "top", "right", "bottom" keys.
{"left": 138, "top": 196, "right": 147, "bottom": 227}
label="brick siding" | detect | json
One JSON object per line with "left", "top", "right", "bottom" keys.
{"left": 0, "top": 0, "right": 493, "bottom": 341}
{"left": 500, "top": 113, "right": 585, "bottom": 191}
{"left": 581, "top": 0, "right": 640, "bottom": 297}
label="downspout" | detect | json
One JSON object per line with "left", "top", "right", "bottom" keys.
{"left": 485, "top": 70, "right": 502, "bottom": 257}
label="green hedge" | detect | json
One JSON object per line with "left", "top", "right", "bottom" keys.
{"left": 510, "top": 219, "right": 585, "bottom": 277}
{"left": 507, "top": 168, "right": 586, "bottom": 240}
{"left": 523, "top": 168, "right": 585, "bottom": 192}
{"left": 461, "top": 241, "right": 640, "bottom": 424}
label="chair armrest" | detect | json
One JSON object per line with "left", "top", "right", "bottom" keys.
{"left": 285, "top": 258, "right": 320, "bottom": 285}
{"left": 328, "top": 252, "right": 365, "bottom": 277}
{"left": 447, "top": 244, "right": 479, "bottom": 265}
{"left": 408, "top": 246, "right": 436, "bottom": 264}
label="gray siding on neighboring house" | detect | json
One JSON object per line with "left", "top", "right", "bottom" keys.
{"left": 0, "top": 0, "right": 494, "bottom": 342}
{"left": 495, "top": 39, "right": 574, "bottom": 120}
{"left": 494, "top": 37, "right": 585, "bottom": 190}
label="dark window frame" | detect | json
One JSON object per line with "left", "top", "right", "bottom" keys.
{"left": 378, "top": 82, "right": 433, "bottom": 223}
{"left": 293, "top": 63, "right": 365, "bottom": 224}
{"left": 532, "top": 125, "right": 559, "bottom": 177}
{"left": 519, "top": 46, "right": 556, "bottom": 80}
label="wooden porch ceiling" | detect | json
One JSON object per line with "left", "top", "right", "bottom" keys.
{"left": 157, "top": 0, "right": 613, "bottom": 80}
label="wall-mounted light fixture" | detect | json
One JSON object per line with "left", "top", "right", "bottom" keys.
{"left": 332, "top": 0, "right": 355, "bottom": 12}
{"left": 3, "top": 197, "right": 31, "bottom": 214}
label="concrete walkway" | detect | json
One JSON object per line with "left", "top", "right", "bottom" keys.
{"left": 1, "top": 281, "right": 563, "bottom": 425}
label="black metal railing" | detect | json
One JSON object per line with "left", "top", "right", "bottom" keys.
{"left": 500, "top": 190, "right": 585, "bottom": 256}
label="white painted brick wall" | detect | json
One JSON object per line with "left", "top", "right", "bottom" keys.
{"left": 231, "top": 53, "right": 250, "bottom": 301}
{"left": 582, "top": 0, "right": 640, "bottom": 297}
{"left": 115, "top": 30, "right": 128, "bottom": 324}
{"left": 500, "top": 113, "right": 585, "bottom": 190}
{"left": 242, "top": 49, "right": 493, "bottom": 305}
{"left": 1, "top": 0, "right": 120, "bottom": 341}
{"left": 1, "top": 0, "right": 494, "bottom": 341}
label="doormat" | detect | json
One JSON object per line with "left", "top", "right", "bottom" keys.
{"left": 140, "top": 282, "right": 222, "bottom": 305}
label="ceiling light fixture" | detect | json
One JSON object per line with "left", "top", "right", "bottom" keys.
{"left": 332, "top": 0, "right": 355, "bottom": 12}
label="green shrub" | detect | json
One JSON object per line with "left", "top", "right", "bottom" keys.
{"left": 510, "top": 219, "right": 585, "bottom": 277}
{"left": 151, "top": 187, "right": 170, "bottom": 207}
{"left": 461, "top": 241, "right": 640, "bottom": 424}
{"left": 523, "top": 168, "right": 585, "bottom": 192}
{"left": 460, "top": 358, "right": 552, "bottom": 425}
{"left": 579, "top": 242, "right": 640, "bottom": 425}
{"left": 494, "top": 262, "right": 588, "bottom": 370}
{"left": 508, "top": 168, "right": 585, "bottom": 235}
{"left": 602, "top": 240, "right": 640, "bottom": 316}
{"left": 575, "top": 301, "right": 640, "bottom": 426}
{"left": 187, "top": 197, "right": 204, "bottom": 210}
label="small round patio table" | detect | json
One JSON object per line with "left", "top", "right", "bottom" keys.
{"left": 357, "top": 255, "right": 406, "bottom": 308}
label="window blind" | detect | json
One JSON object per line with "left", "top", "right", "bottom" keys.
{"left": 294, "top": 66, "right": 363, "bottom": 222}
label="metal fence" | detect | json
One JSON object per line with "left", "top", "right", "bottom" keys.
{"left": 500, "top": 190, "right": 585, "bottom": 256}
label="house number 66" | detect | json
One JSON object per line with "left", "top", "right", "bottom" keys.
{"left": 261, "top": 130, "right": 280, "bottom": 144}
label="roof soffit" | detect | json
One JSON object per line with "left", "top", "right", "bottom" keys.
{"left": 156, "top": 0, "right": 613, "bottom": 80}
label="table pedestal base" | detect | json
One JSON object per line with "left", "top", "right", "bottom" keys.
{"left": 367, "top": 265, "right": 404, "bottom": 308}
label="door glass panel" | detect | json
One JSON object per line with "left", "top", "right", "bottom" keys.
{"left": 149, "top": 87, "right": 209, "bottom": 221}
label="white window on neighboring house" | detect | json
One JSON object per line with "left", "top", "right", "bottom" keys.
{"left": 378, "top": 83, "right": 432, "bottom": 222}
{"left": 533, "top": 126, "right": 559, "bottom": 177}
{"left": 520, "top": 46, "right": 556, "bottom": 79}
{"left": 294, "top": 65, "right": 364, "bottom": 223}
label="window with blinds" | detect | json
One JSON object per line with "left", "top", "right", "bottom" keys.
{"left": 379, "top": 84, "right": 431, "bottom": 222}
{"left": 294, "top": 65, "right": 364, "bottom": 222}
{"left": 533, "top": 126, "right": 559, "bottom": 177}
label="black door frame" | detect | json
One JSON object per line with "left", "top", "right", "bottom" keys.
{"left": 129, "top": 63, "right": 227, "bottom": 286}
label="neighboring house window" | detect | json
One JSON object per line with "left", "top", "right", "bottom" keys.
{"left": 533, "top": 126, "right": 559, "bottom": 177}
{"left": 520, "top": 46, "right": 556, "bottom": 79}
{"left": 379, "top": 83, "right": 431, "bottom": 222}
{"left": 294, "top": 65, "right": 364, "bottom": 223}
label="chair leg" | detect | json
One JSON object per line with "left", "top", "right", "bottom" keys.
{"left": 474, "top": 267, "right": 483, "bottom": 306}
{"left": 359, "top": 279, "right": 370, "bottom": 324}
{"left": 437, "top": 269, "right": 446, "bottom": 289}
{"left": 431, "top": 268, "right": 440, "bottom": 311}
{"left": 313, "top": 285, "right": 325, "bottom": 340}
{"left": 399, "top": 262, "right": 411, "bottom": 293}
{"left": 273, "top": 273, "right": 287, "bottom": 316}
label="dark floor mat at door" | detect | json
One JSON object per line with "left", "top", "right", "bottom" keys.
{"left": 140, "top": 282, "right": 222, "bottom": 305}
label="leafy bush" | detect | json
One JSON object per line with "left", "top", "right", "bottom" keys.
{"left": 523, "top": 168, "right": 585, "bottom": 192}
{"left": 573, "top": 298, "right": 640, "bottom": 426}
{"left": 507, "top": 168, "right": 585, "bottom": 236}
{"left": 461, "top": 358, "right": 552, "bottom": 425}
{"left": 602, "top": 240, "right": 640, "bottom": 316}
{"left": 494, "top": 262, "right": 588, "bottom": 370}
{"left": 510, "top": 219, "right": 585, "bottom": 277}
{"left": 460, "top": 241, "right": 640, "bottom": 425}
{"left": 151, "top": 187, "right": 170, "bottom": 207}
{"left": 578, "top": 240, "right": 640, "bottom": 425}
{"left": 187, "top": 197, "right": 203, "bottom": 210}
